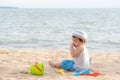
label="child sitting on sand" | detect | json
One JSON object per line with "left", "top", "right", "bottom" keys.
{"left": 49, "top": 31, "right": 90, "bottom": 72}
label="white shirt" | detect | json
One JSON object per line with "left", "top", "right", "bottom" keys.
{"left": 73, "top": 46, "right": 90, "bottom": 71}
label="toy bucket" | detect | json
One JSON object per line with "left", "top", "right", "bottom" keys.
{"left": 30, "top": 63, "right": 44, "bottom": 75}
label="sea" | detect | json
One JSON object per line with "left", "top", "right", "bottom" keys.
{"left": 0, "top": 8, "right": 120, "bottom": 51}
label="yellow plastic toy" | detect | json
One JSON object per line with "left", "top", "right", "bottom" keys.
{"left": 55, "top": 69, "right": 65, "bottom": 75}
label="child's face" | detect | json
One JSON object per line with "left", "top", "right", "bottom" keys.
{"left": 72, "top": 37, "right": 84, "bottom": 47}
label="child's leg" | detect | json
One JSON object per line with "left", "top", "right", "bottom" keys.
{"left": 48, "top": 61, "right": 62, "bottom": 68}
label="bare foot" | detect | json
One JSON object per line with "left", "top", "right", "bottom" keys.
{"left": 48, "top": 61, "right": 56, "bottom": 68}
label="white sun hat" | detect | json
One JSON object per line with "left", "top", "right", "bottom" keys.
{"left": 72, "top": 31, "right": 87, "bottom": 42}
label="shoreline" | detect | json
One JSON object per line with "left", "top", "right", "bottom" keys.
{"left": 0, "top": 48, "right": 119, "bottom": 52}
{"left": 0, "top": 49, "right": 120, "bottom": 80}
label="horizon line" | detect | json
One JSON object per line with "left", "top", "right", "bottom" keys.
{"left": 0, "top": 6, "right": 120, "bottom": 9}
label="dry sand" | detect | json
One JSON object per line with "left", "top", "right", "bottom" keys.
{"left": 0, "top": 49, "right": 120, "bottom": 80}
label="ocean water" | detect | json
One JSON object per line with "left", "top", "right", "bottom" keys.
{"left": 0, "top": 8, "right": 120, "bottom": 51}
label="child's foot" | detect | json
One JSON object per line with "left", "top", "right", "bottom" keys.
{"left": 48, "top": 61, "right": 56, "bottom": 68}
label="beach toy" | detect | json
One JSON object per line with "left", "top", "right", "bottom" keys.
{"left": 73, "top": 69, "right": 91, "bottom": 76}
{"left": 30, "top": 63, "right": 44, "bottom": 75}
{"left": 83, "top": 69, "right": 91, "bottom": 74}
{"left": 55, "top": 69, "right": 65, "bottom": 75}
{"left": 73, "top": 70, "right": 101, "bottom": 77}
{"left": 81, "top": 72, "right": 101, "bottom": 77}
{"left": 73, "top": 71, "right": 81, "bottom": 76}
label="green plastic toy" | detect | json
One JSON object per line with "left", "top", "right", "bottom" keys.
{"left": 30, "top": 63, "right": 44, "bottom": 75}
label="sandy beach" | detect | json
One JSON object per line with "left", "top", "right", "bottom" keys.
{"left": 0, "top": 49, "right": 120, "bottom": 80}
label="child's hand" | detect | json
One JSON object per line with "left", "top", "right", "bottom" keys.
{"left": 70, "top": 43, "right": 74, "bottom": 48}
{"left": 72, "top": 43, "right": 78, "bottom": 47}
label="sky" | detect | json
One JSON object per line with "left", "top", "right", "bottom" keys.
{"left": 0, "top": 0, "right": 120, "bottom": 8}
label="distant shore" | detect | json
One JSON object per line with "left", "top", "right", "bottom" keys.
{"left": 0, "top": 49, "right": 120, "bottom": 80}
{"left": 0, "top": 6, "right": 19, "bottom": 8}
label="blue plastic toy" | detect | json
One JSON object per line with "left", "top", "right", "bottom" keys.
{"left": 73, "top": 69, "right": 91, "bottom": 76}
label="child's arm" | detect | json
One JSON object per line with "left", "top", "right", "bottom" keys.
{"left": 70, "top": 43, "right": 82, "bottom": 58}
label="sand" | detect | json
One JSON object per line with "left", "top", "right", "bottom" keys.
{"left": 0, "top": 49, "right": 120, "bottom": 80}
